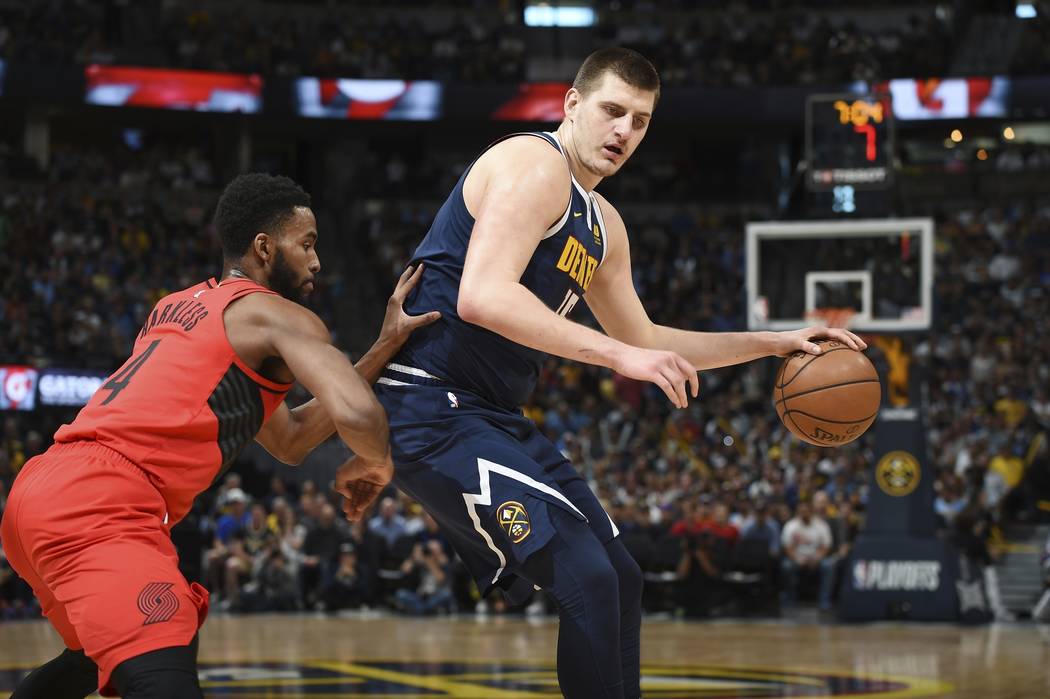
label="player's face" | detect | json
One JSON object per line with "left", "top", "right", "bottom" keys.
{"left": 271, "top": 206, "right": 321, "bottom": 302}
{"left": 567, "top": 73, "right": 654, "bottom": 178}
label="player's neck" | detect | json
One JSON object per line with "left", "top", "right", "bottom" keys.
{"left": 554, "top": 124, "right": 603, "bottom": 192}
{"left": 220, "top": 262, "right": 268, "bottom": 288}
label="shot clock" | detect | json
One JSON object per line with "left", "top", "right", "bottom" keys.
{"left": 806, "top": 94, "right": 894, "bottom": 192}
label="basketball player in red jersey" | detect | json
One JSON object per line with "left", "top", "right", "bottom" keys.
{"left": 0, "top": 173, "right": 438, "bottom": 698}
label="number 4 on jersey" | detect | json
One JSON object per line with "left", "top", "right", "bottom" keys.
{"left": 100, "top": 339, "right": 161, "bottom": 405}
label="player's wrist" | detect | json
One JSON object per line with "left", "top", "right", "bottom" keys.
{"left": 758, "top": 331, "right": 786, "bottom": 357}
{"left": 594, "top": 338, "right": 633, "bottom": 372}
{"left": 368, "top": 334, "right": 400, "bottom": 361}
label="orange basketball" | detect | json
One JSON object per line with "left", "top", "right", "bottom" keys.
{"left": 773, "top": 339, "right": 881, "bottom": 446}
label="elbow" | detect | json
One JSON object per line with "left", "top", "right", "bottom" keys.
{"left": 259, "top": 438, "right": 306, "bottom": 467}
{"left": 332, "top": 406, "right": 391, "bottom": 461}
{"left": 456, "top": 291, "right": 485, "bottom": 326}
{"left": 456, "top": 285, "right": 497, "bottom": 328}
{"left": 276, "top": 448, "right": 307, "bottom": 468}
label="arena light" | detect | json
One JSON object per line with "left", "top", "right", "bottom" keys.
{"left": 950, "top": 129, "right": 963, "bottom": 143}
{"left": 1003, "top": 126, "right": 1016, "bottom": 140}
{"left": 524, "top": 3, "right": 596, "bottom": 27}
{"left": 1016, "top": 2, "right": 1037, "bottom": 18}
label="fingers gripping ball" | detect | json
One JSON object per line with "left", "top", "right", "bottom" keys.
{"left": 773, "top": 340, "right": 881, "bottom": 446}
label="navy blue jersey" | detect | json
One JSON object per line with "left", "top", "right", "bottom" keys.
{"left": 393, "top": 131, "right": 609, "bottom": 410}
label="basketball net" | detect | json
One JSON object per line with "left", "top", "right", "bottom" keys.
{"left": 805, "top": 307, "right": 856, "bottom": 329}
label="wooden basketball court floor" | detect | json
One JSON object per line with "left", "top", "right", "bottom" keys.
{"left": 1, "top": 613, "right": 1048, "bottom": 697}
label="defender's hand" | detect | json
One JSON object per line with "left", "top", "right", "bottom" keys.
{"left": 610, "top": 346, "right": 699, "bottom": 409}
{"left": 378, "top": 264, "right": 441, "bottom": 349}
{"left": 333, "top": 455, "right": 395, "bottom": 521}
{"left": 772, "top": 326, "right": 866, "bottom": 356}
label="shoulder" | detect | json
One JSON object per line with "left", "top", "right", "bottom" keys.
{"left": 463, "top": 134, "right": 571, "bottom": 223}
{"left": 473, "top": 135, "right": 570, "bottom": 192}
{"left": 224, "top": 290, "right": 329, "bottom": 342}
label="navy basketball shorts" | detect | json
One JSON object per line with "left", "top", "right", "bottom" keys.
{"left": 374, "top": 379, "right": 619, "bottom": 601}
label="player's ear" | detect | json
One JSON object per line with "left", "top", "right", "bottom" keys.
{"left": 252, "top": 232, "right": 273, "bottom": 263}
{"left": 564, "top": 87, "right": 581, "bottom": 121}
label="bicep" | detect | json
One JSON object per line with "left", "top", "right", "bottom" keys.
{"left": 257, "top": 304, "right": 380, "bottom": 421}
{"left": 255, "top": 401, "right": 291, "bottom": 454}
{"left": 272, "top": 330, "right": 373, "bottom": 411}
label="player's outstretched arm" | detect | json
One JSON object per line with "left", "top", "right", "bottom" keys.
{"left": 256, "top": 265, "right": 439, "bottom": 465}
{"left": 584, "top": 190, "right": 866, "bottom": 372}
{"left": 457, "top": 137, "right": 697, "bottom": 408}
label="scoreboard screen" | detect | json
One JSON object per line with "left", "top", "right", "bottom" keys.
{"left": 806, "top": 94, "right": 893, "bottom": 191}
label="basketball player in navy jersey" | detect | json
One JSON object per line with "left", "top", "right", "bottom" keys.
{"left": 373, "top": 48, "right": 865, "bottom": 699}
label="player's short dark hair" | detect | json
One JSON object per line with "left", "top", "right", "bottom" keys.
{"left": 214, "top": 173, "right": 312, "bottom": 259}
{"left": 572, "top": 47, "right": 661, "bottom": 107}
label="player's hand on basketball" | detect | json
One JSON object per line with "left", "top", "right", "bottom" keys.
{"left": 333, "top": 455, "right": 395, "bottom": 521}
{"left": 610, "top": 346, "right": 699, "bottom": 409}
{"left": 379, "top": 264, "right": 441, "bottom": 349}
{"left": 774, "top": 326, "right": 866, "bottom": 356}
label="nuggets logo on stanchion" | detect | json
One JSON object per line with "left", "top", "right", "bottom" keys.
{"left": 137, "top": 582, "right": 180, "bottom": 625}
{"left": 497, "top": 501, "right": 531, "bottom": 543}
{"left": 875, "top": 451, "right": 920, "bottom": 497}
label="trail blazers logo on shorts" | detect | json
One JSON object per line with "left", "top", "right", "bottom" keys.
{"left": 137, "top": 582, "right": 180, "bottom": 625}
{"left": 497, "top": 501, "right": 531, "bottom": 543}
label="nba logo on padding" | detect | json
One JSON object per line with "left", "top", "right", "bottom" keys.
{"left": 497, "top": 501, "right": 531, "bottom": 543}
{"left": 137, "top": 582, "right": 180, "bottom": 625}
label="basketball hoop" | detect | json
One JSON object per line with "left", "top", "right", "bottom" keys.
{"left": 805, "top": 307, "right": 856, "bottom": 329}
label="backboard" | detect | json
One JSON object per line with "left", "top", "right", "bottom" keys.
{"left": 745, "top": 218, "right": 933, "bottom": 333}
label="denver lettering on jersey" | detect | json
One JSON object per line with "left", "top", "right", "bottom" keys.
{"left": 138, "top": 300, "right": 209, "bottom": 339}
{"left": 555, "top": 235, "right": 598, "bottom": 291}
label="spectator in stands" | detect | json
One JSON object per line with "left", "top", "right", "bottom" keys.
{"left": 675, "top": 526, "right": 723, "bottom": 618}
{"left": 741, "top": 502, "right": 780, "bottom": 557}
{"left": 818, "top": 499, "right": 860, "bottom": 612}
{"left": 369, "top": 496, "right": 408, "bottom": 549}
{"left": 709, "top": 502, "right": 740, "bottom": 557}
{"left": 780, "top": 501, "right": 832, "bottom": 606}
{"left": 934, "top": 476, "right": 967, "bottom": 527}
{"left": 300, "top": 503, "right": 346, "bottom": 610}
{"left": 204, "top": 487, "right": 252, "bottom": 600}
{"left": 323, "top": 542, "right": 368, "bottom": 612}
{"left": 245, "top": 538, "right": 300, "bottom": 612}
{"left": 395, "top": 539, "right": 455, "bottom": 615}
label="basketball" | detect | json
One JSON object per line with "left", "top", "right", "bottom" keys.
{"left": 773, "top": 339, "right": 881, "bottom": 446}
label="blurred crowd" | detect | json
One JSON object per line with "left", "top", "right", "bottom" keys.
{"left": 0, "top": 141, "right": 341, "bottom": 370}
{"left": 2, "top": 130, "right": 1048, "bottom": 621}
{"left": 3, "top": 1, "right": 1049, "bottom": 85}
{"left": 601, "top": 9, "right": 953, "bottom": 87}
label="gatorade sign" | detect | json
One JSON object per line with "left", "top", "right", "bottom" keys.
{"left": 38, "top": 369, "right": 107, "bottom": 406}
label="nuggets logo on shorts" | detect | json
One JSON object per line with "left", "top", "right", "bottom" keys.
{"left": 137, "top": 582, "right": 180, "bottom": 625}
{"left": 497, "top": 501, "right": 531, "bottom": 543}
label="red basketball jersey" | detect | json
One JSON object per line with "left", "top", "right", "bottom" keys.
{"left": 54, "top": 277, "right": 292, "bottom": 524}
